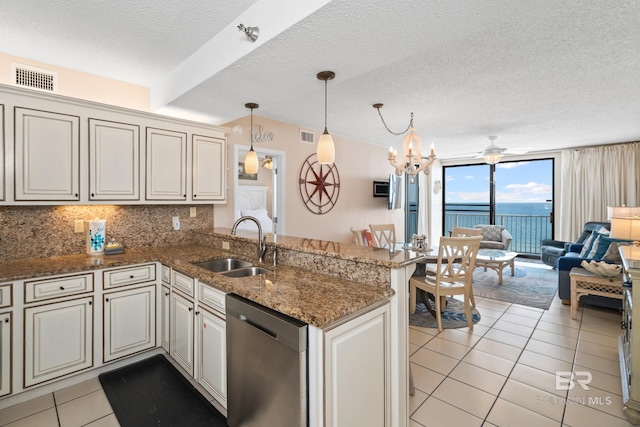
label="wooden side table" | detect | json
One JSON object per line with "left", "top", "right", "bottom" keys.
{"left": 570, "top": 267, "right": 624, "bottom": 319}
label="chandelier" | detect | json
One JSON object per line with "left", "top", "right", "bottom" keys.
{"left": 373, "top": 103, "right": 435, "bottom": 182}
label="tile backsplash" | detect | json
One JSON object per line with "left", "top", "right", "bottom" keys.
{"left": 0, "top": 205, "right": 214, "bottom": 261}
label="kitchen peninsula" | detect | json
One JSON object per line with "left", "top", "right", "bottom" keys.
{"left": 0, "top": 229, "right": 424, "bottom": 426}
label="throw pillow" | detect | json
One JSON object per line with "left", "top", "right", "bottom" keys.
{"left": 475, "top": 225, "right": 504, "bottom": 242}
{"left": 601, "top": 241, "right": 633, "bottom": 262}
{"left": 579, "top": 231, "right": 598, "bottom": 257}
{"left": 589, "top": 235, "right": 633, "bottom": 260}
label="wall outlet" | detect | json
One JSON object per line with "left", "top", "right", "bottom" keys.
{"left": 172, "top": 216, "right": 180, "bottom": 231}
{"left": 74, "top": 220, "right": 85, "bottom": 233}
{"left": 222, "top": 241, "right": 230, "bottom": 250}
{"left": 190, "top": 207, "right": 197, "bottom": 218}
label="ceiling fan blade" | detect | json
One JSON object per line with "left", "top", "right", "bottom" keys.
{"left": 503, "top": 146, "right": 533, "bottom": 155}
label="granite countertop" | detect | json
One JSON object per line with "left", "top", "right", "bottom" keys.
{"left": 0, "top": 244, "right": 398, "bottom": 329}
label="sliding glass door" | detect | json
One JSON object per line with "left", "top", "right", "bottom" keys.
{"left": 443, "top": 158, "right": 554, "bottom": 255}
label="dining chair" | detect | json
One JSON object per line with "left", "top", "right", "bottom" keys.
{"left": 350, "top": 227, "right": 369, "bottom": 246}
{"left": 409, "top": 235, "right": 482, "bottom": 331}
{"left": 450, "top": 226, "right": 482, "bottom": 237}
{"left": 369, "top": 224, "right": 396, "bottom": 249}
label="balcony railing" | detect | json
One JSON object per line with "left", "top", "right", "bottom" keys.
{"left": 444, "top": 212, "right": 552, "bottom": 256}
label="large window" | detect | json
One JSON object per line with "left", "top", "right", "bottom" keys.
{"left": 443, "top": 159, "right": 554, "bottom": 255}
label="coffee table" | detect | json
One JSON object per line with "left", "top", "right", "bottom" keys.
{"left": 475, "top": 249, "right": 518, "bottom": 285}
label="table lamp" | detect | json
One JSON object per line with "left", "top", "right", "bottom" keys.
{"left": 610, "top": 216, "right": 640, "bottom": 246}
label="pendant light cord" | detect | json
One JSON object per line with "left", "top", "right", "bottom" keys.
{"left": 323, "top": 79, "right": 328, "bottom": 133}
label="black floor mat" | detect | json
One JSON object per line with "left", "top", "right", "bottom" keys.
{"left": 99, "top": 354, "right": 227, "bottom": 427}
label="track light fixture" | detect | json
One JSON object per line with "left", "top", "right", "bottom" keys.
{"left": 237, "top": 24, "right": 259, "bottom": 42}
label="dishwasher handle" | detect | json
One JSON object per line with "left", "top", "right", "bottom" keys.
{"left": 239, "top": 314, "right": 277, "bottom": 339}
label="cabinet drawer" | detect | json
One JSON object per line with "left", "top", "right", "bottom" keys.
{"left": 161, "top": 265, "right": 171, "bottom": 284}
{"left": 198, "top": 282, "right": 226, "bottom": 314}
{"left": 25, "top": 274, "right": 93, "bottom": 303}
{"left": 103, "top": 264, "right": 156, "bottom": 289}
{"left": 0, "top": 285, "right": 12, "bottom": 308}
{"left": 172, "top": 271, "right": 194, "bottom": 297}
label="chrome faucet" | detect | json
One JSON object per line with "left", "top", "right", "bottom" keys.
{"left": 231, "top": 216, "right": 267, "bottom": 263}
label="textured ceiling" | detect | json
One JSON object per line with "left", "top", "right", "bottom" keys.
{"left": 2, "top": 0, "right": 640, "bottom": 160}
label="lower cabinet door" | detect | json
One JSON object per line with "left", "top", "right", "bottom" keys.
{"left": 197, "top": 308, "right": 226, "bottom": 408}
{"left": 0, "top": 312, "right": 11, "bottom": 397}
{"left": 161, "top": 285, "right": 170, "bottom": 352}
{"left": 103, "top": 285, "right": 156, "bottom": 363}
{"left": 170, "top": 291, "right": 194, "bottom": 376}
{"left": 24, "top": 297, "right": 93, "bottom": 387}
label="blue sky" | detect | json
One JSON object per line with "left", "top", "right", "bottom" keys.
{"left": 444, "top": 160, "right": 553, "bottom": 203}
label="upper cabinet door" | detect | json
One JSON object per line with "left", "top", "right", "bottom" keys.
{"left": 192, "top": 134, "right": 225, "bottom": 201}
{"left": 146, "top": 127, "right": 187, "bottom": 200}
{"left": 89, "top": 119, "right": 140, "bottom": 201}
{"left": 14, "top": 108, "right": 80, "bottom": 201}
{"left": 0, "top": 105, "right": 4, "bottom": 202}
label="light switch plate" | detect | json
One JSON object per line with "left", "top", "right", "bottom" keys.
{"left": 74, "top": 220, "right": 85, "bottom": 233}
{"left": 172, "top": 216, "right": 180, "bottom": 231}
{"left": 190, "top": 207, "right": 196, "bottom": 217}
{"left": 222, "top": 241, "right": 230, "bottom": 250}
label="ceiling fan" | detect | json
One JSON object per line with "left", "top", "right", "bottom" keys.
{"left": 449, "top": 136, "right": 532, "bottom": 162}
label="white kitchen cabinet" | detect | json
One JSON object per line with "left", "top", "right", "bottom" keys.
{"left": 0, "top": 311, "right": 11, "bottom": 397}
{"left": 170, "top": 291, "right": 194, "bottom": 376}
{"left": 103, "top": 285, "right": 156, "bottom": 363}
{"left": 89, "top": 118, "right": 140, "bottom": 201}
{"left": 0, "top": 104, "right": 4, "bottom": 202}
{"left": 161, "top": 284, "right": 170, "bottom": 352}
{"left": 146, "top": 127, "right": 187, "bottom": 200}
{"left": 24, "top": 296, "right": 93, "bottom": 387}
{"left": 197, "top": 307, "right": 227, "bottom": 408}
{"left": 323, "top": 303, "right": 390, "bottom": 427}
{"left": 192, "top": 134, "right": 225, "bottom": 201}
{"left": 14, "top": 107, "right": 80, "bottom": 201}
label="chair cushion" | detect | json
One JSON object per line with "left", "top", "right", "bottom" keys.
{"left": 588, "top": 235, "right": 632, "bottom": 260}
{"left": 475, "top": 225, "right": 505, "bottom": 242}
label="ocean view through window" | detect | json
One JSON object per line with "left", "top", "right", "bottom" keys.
{"left": 443, "top": 159, "right": 554, "bottom": 256}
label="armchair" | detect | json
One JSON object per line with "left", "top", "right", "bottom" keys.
{"left": 474, "top": 224, "right": 513, "bottom": 251}
{"left": 540, "top": 221, "right": 610, "bottom": 268}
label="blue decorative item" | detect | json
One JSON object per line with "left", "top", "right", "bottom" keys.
{"left": 87, "top": 219, "right": 106, "bottom": 256}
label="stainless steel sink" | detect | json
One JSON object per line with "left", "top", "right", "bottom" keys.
{"left": 219, "top": 267, "right": 272, "bottom": 278}
{"left": 193, "top": 258, "right": 253, "bottom": 273}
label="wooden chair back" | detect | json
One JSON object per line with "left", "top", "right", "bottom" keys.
{"left": 450, "top": 227, "right": 482, "bottom": 237}
{"left": 435, "top": 236, "right": 483, "bottom": 283}
{"left": 369, "top": 224, "right": 396, "bottom": 249}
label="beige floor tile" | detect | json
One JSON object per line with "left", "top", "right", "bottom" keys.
{"left": 576, "top": 339, "right": 619, "bottom": 361}
{"left": 574, "top": 364, "right": 623, "bottom": 396}
{"left": 0, "top": 394, "right": 55, "bottom": 426}
{"left": 492, "top": 319, "right": 535, "bottom": 337}
{"left": 409, "top": 327, "right": 436, "bottom": 346}
{"left": 84, "top": 414, "right": 121, "bottom": 427}
{"left": 409, "top": 420, "right": 425, "bottom": 427}
{"left": 531, "top": 329, "right": 578, "bottom": 350}
{"left": 410, "top": 362, "right": 446, "bottom": 395}
{"left": 410, "top": 347, "right": 459, "bottom": 376}
{"left": 411, "top": 396, "right": 483, "bottom": 427}
{"left": 578, "top": 330, "right": 619, "bottom": 348}
{"left": 499, "top": 378, "right": 565, "bottom": 422}
{"left": 409, "top": 342, "right": 420, "bottom": 355}
{"left": 525, "top": 339, "right": 576, "bottom": 363}
{"left": 484, "top": 328, "right": 529, "bottom": 348}
{"left": 424, "top": 336, "right": 471, "bottom": 360}
{"left": 574, "top": 352, "right": 621, "bottom": 377}
{"left": 475, "top": 299, "right": 511, "bottom": 312}
{"left": 506, "top": 305, "right": 544, "bottom": 319}
{"left": 462, "top": 349, "right": 516, "bottom": 377}
{"left": 562, "top": 399, "right": 636, "bottom": 427}
{"left": 477, "top": 307, "right": 508, "bottom": 320}
{"left": 468, "top": 323, "right": 492, "bottom": 337}
{"left": 535, "top": 320, "right": 580, "bottom": 338}
{"left": 501, "top": 312, "right": 540, "bottom": 328}
{"left": 409, "top": 388, "right": 428, "bottom": 417}
{"left": 55, "top": 377, "right": 103, "bottom": 405}
{"left": 57, "top": 389, "right": 114, "bottom": 427}
{"left": 518, "top": 349, "right": 573, "bottom": 375}
{"left": 3, "top": 408, "right": 59, "bottom": 427}
{"left": 509, "top": 363, "right": 567, "bottom": 397}
{"left": 541, "top": 310, "right": 581, "bottom": 327}
{"left": 486, "top": 398, "right": 560, "bottom": 427}
{"left": 449, "top": 361, "right": 507, "bottom": 396}
{"left": 579, "top": 319, "right": 623, "bottom": 337}
{"left": 567, "top": 384, "right": 628, "bottom": 419}
{"left": 437, "top": 328, "right": 483, "bottom": 347}
{"left": 432, "top": 378, "right": 496, "bottom": 418}
{"left": 474, "top": 337, "right": 523, "bottom": 362}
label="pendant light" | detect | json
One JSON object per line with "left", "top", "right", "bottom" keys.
{"left": 244, "top": 102, "right": 259, "bottom": 174}
{"left": 317, "top": 71, "right": 336, "bottom": 164}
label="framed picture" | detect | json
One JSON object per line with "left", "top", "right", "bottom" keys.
{"left": 238, "top": 162, "right": 258, "bottom": 180}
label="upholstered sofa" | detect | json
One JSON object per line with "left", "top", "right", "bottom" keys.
{"left": 540, "top": 221, "right": 610, "bottom": 268}
{"left": 474, "top": 224, "right": 513, "bottom": 250}
{"left": 556, "top": 222, "right": 629, "bottom": 309}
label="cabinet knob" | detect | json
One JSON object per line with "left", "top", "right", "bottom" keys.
{"left": 188, "top": 307, "right": 193, "bottom": 311}
{"left": 4, "top": 318, "right": 8, "bottom": 323}
{"left": 195, "top": 311, "right": 200, "bottom": 315}
{"left": 74, "top": 193, "right": 78, "bottom": 198}
{"left": 60, "top": 286, "right": 65, "bottom": 290}
{"left": 129, "top": 275, "right": 134, "bottom": 279}
{"left": 193, "top": 194, "right": 197, "bottom": 198}
{"left": 105, "top": 298, "right": 109, "bottom": 302}
{"left": 91, "top": 193, "right": 95, "bottom": 197}
{"left": 89, "top": 301, "right": 92, "bottom": 305}
{"left": 165, "top": 292, "right": 170, "bottom": 296}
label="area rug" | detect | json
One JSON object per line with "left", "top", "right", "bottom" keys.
{"left": 472, "top": 262, "right": 558, "bottom": 309}
{"left": 409, "top": 297, "right": 481, "bottom": 329}
{"left": 99, "top": 354, "right": 226, "bottom": 427}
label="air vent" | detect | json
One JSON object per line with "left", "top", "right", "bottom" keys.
{"left": 300, "top": 130, "right": 315, "bottom": 144}
{"left": 12, "top": 63, "right": 57, "bottom": 93}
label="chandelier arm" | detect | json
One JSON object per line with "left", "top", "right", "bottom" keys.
{"left": 374, "top": 106, "right": 412, "bottom": 136}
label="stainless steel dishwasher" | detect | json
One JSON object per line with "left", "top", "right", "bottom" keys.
{"left": 226, "top": 294, "right": 308, "bottom": 427}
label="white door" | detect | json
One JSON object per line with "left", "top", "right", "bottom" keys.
{"left": 103, "top": 285, "right": 156, "bottom": 362}
{"left": 146, "top": 127, "right": 187, "bottom": 200}
{"left": 24, "top": 297, "right": 93, "bottom": 387}
{"left": 197, "top": 308, "right": 226, "bottom": 408}
{"left": 161, "top": 285, "right": 170, "bottom": 352}
{"left": 14, "top": 108, "right": 80, "bottom": 201}
{"left": 192, "top": 134, "right": 225, "bottom": 201}
{"left": 0, "top": 312, "right": 10, "bottom": 397}
{"left": 170, "top": 291, "right": 194, "bottom": 375}
{"left": 89, "top": 119, "right": 140, "bottom": 200}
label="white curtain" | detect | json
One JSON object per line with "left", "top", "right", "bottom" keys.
{"left": 418, "top": 171, "right": 431, "bottom": 241}
{"left": 558, "top": 142, "right": 640, "bottom": 241}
